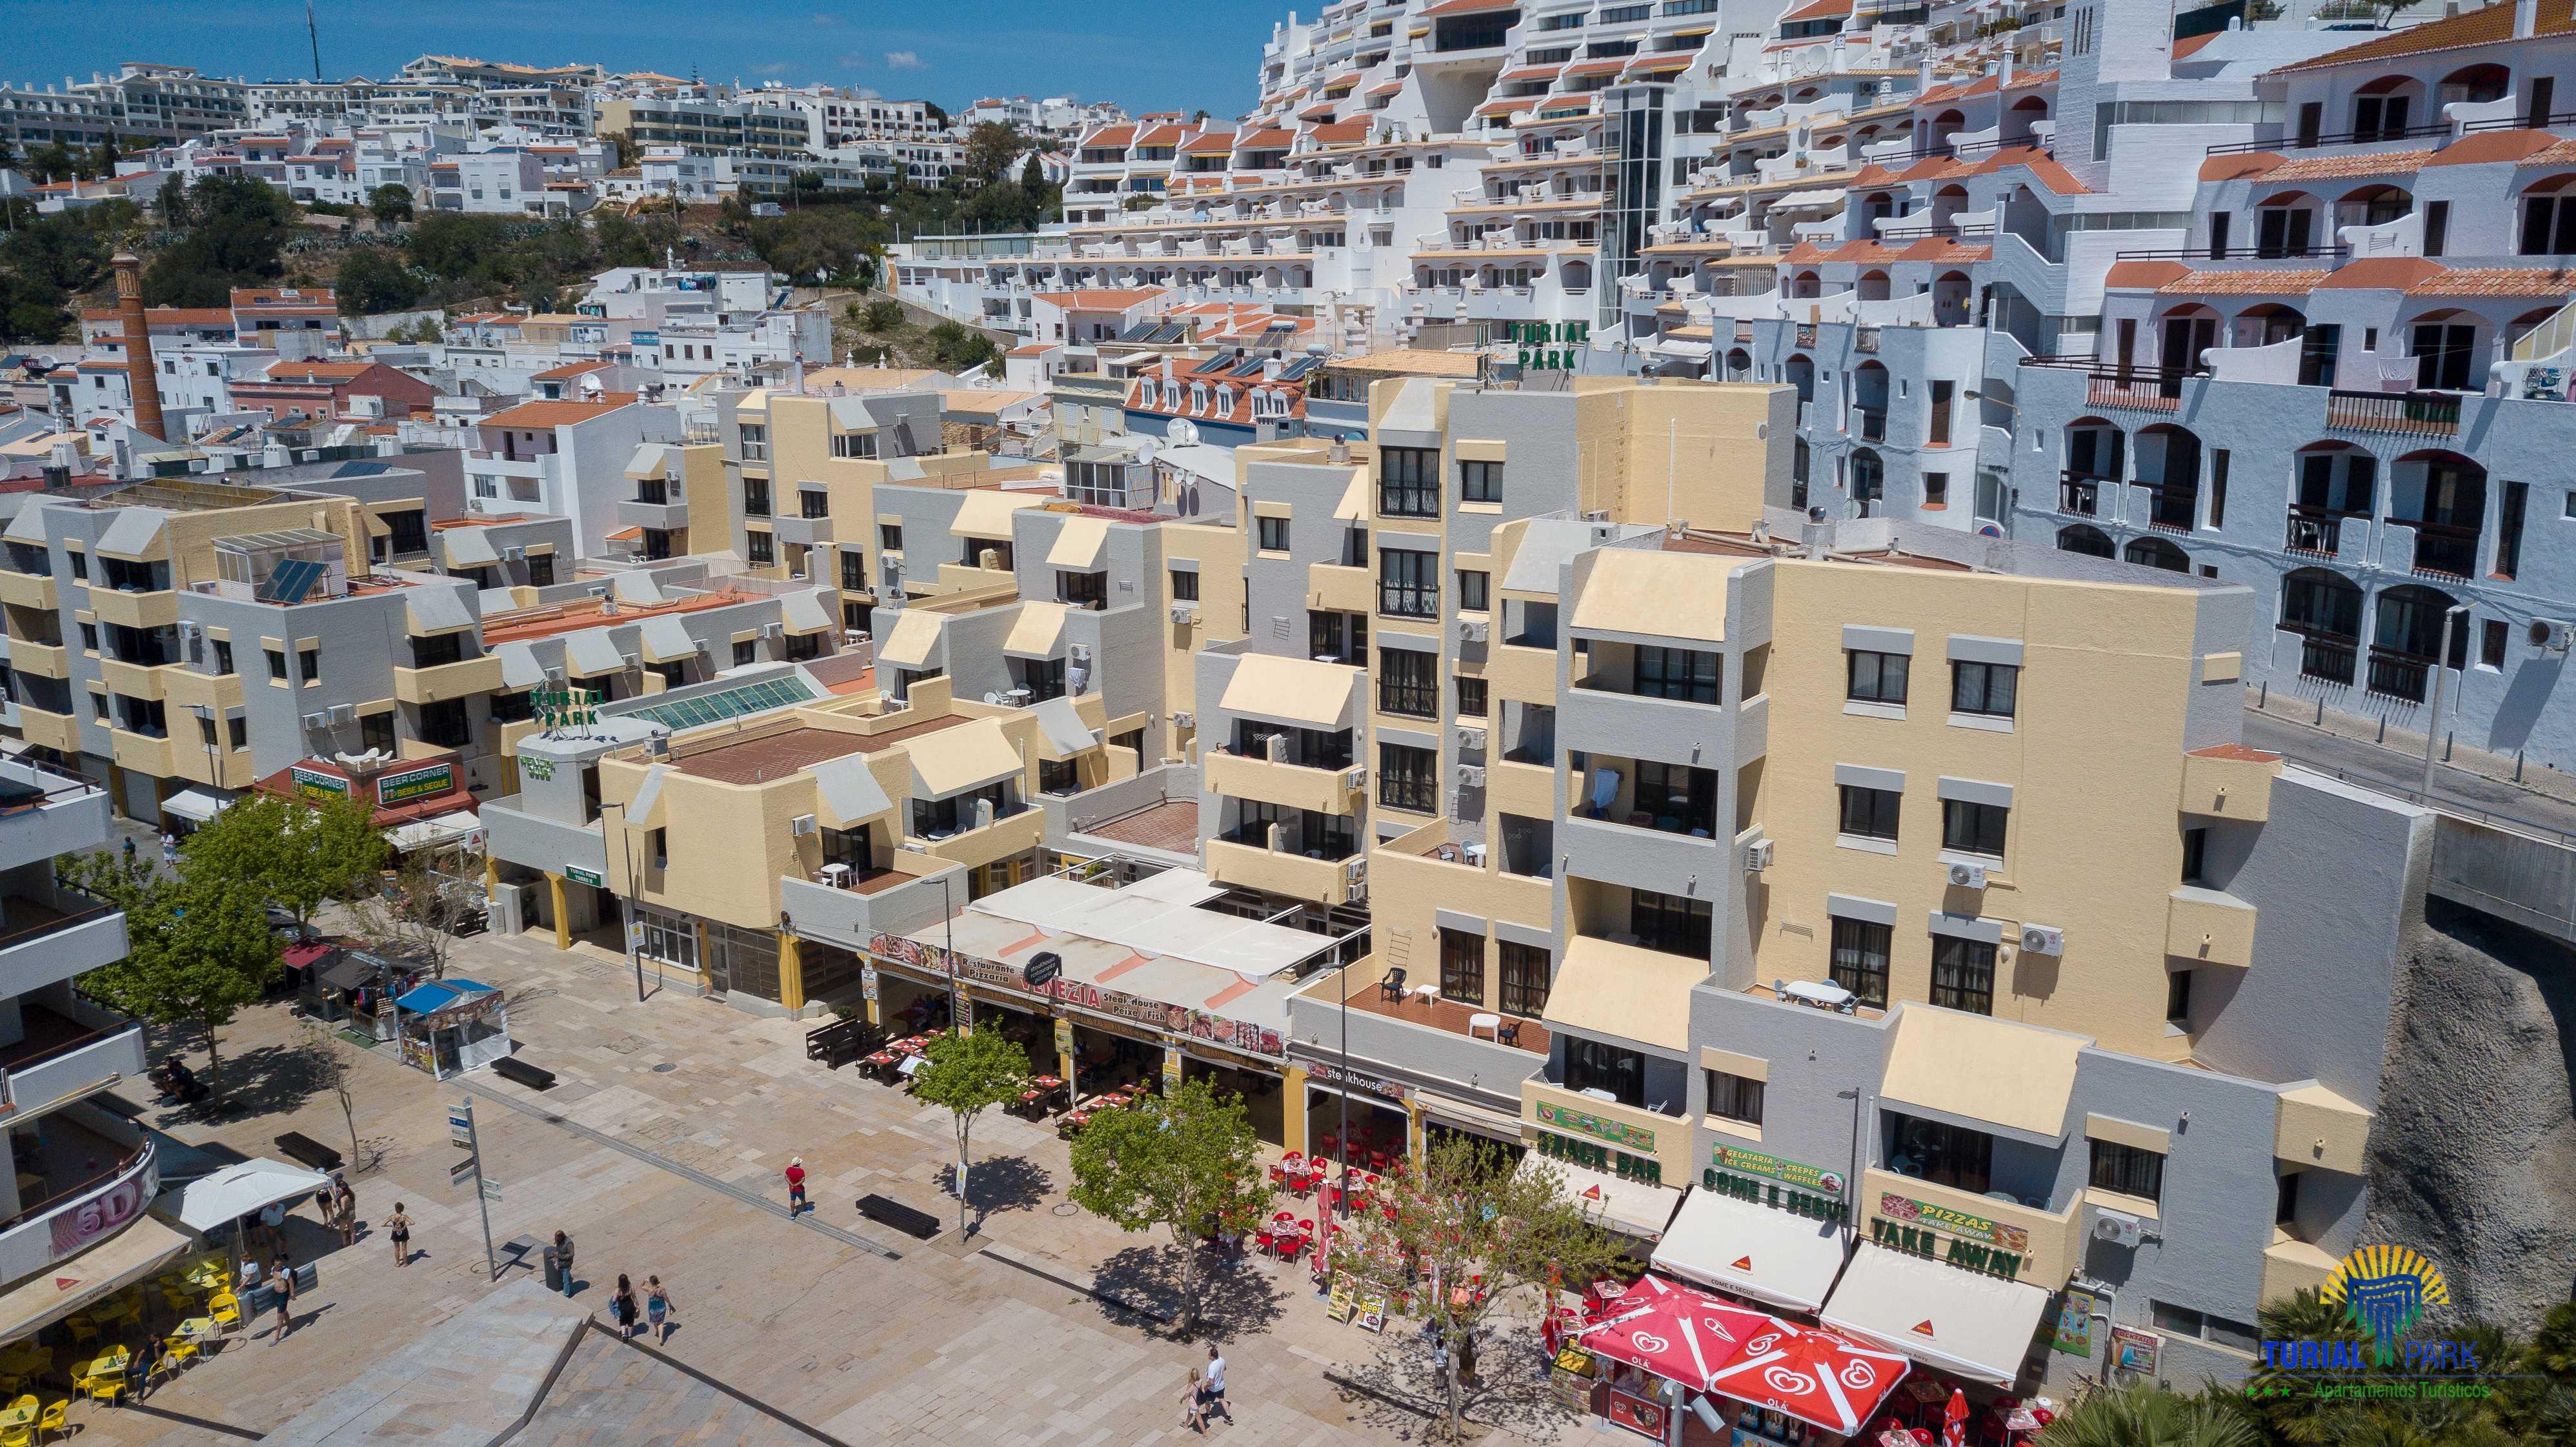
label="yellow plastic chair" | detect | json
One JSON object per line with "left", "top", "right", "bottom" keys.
{"left": 207, "top": 1291, "right": 241, "bottom": 1331}
{"left": 60, "top": 1320, "right": 93, "bottom": 1349}
{"left": 79, "top": 1367, "right": 120, "bottom": 1409}
{"left": 35, "top": 1400, "right": 66, "bottom": 1444}
{"left": 161, "top": 1334, "right": 197, "bottom": 1368}
{"left": 1, "top": 1424, "right": 30, "bottom": 1447}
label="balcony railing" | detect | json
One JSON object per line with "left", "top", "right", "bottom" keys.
{"left": 2366, "top": 645, "right": 2433, "bottom": 703}
{"left": 2057, "top": 473, "right": 2102, "bottom": 516}
{"left": 2206, "top": 119, "right": 2455, "bottom": 156}
{"left": 1854, "top": 407, "right": 1886, "bottom": 441}
{"left": 2284, "top": 504, "right": 2346, "bottom": 556}
{"left": 2299, "top": 633, "right": 2357, "bottom": 686}
{"left": 2142, "top": 485, "right": 2198, "bottom": 532}
{"left": 2087, "top": 370, "right": 2194, "bottom": 412}
{"left": 2405, "top": 519, "right": 2480, "bottom": 578}
{"left": 2113, "top": 244, "right": 2350, "bottom": 265}
{"left": 2326, "top": 389, "right": 2461, "bottom": 438}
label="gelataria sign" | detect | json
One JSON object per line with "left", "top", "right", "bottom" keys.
{"left": 869, "top": 932, "right": 1285, "bottom": 1058}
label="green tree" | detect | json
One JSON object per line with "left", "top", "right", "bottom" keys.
{"left": 1331, "top": 1135, "right": 1627, "bottom": 1437}
{"left": 2035, "top": 1382, "right": 2257, "bottom": 1447}
{"left": 406, "top": 211, "right": 511, "bottom": 281}
{"left": 911, "top": 1026, "right": 1031, "bottom": 1233}
{"left": 1019, "top": 153, "right": 1047, "bottom": 192}
{"left": 334, "top": 247, "right": 421, "bottom": 314}
{"left": 962, "top": 123, "right": 1029, "bottom": 186}
{"left": 142, "top": 174, "right": 296, "bottom": 307}
{"left": 61, "top": 854, "right": 278, "bottom": 1107}
{"left": 923, "top": 319, "right": 998, "bottom": 372}
{"left": 0, "top": 202, "right": 130, "bottom": 342}
{"left": 862, "top": 298, "right": 903, "bottom": 332}
{"left": 599, "top": 129, "right": 637, "bottom": 170}
{"left": 1066, "top": 1076, "right": 1270, "bottom": 1333}
{"left": 185, "top": 791, "right": 388, "bottom": 938}
{"left": 367, "top": 183, "right": 415, "bottom": 224}
{"left": 25, "top": 143, "right": 76, "bottom": 185}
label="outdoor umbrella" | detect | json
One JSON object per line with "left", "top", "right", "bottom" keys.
{"left": 157, "top": 1160, "right": 334, "bottom": 1235}
{"left": 1573, "top": 1274, "right": 1774, "bottom": 1395}
{"left": 1703, "top": 1317, "right": 1912, "bottom": 1438}
{"left": 1942, "top": 1388, "right": 1969, "bottom": 1447}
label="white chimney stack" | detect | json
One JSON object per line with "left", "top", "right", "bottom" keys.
{"left": 2517, "top": 0, "right": 2541, "bottom": 39}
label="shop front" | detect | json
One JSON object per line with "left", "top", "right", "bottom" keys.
{"left": 393, "top": 977, "right": 511, "bottom": 1080}
{"left": 1294, "top": 1058, "right": 1412, "bottom": 1168}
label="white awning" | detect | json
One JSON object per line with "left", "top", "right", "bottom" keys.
{"left": 1880, "top": 1006, "right": 2082, "bottom": 1146}
{"left": 0, "top": 1216, "right": 190, "bottom": 1345}
{"left": 442, "top": 527, "right": 499, "bottom": 567}
{"left": 1046, "top": 516, "right": 1109, "bottom": 569}
{"left": 1819, "top": 1243, "right": 2053, "bottom": 1388}
{"left": 1524, "top": 1155, "right": 1685, "bottom": 1242}
{"left": 1005, "top": 601, "right": 1069, "bottom": 658}
{"left": 96, "top": 507, "right": 168, "bottom": 560}
{"left": 639, "top": 616, "right": 698, "bottom": 663}
{"left": 403, "top": 583, "right": 476, "bottom": 636}
{"left": 952, "top": 489, "right": 1039, "bottom": 540}
{"left": 1774, "top": 188, "right": 1846, "bottom": 209}
{"left": 563, "top": 627, "right": 627, "bottom": 678}
{"left": 1030, "top": 695, "right": 1096, "bottom": 761}
{"left": 1221, "top": 653, "right": 1359, "bottom": 730}
{"left": 1652, "top": 1186, "right": 1853, "bottom": 1313}
{"left": 909, "top": 718, "right": 1024, "bottom": 798}
{"left": 161, "top": 787, "right": 238, "bottom": 825}
{"left": 3, "top": 505, "right": 52, "bottom": 546}
{"left": 878, "top": 609, "right": 941, "bottom": 668}
{"left": 611, "top": 572, "right": 664, "bottom": 605}
{"left": 390, "top": 810, "right": 483, "bottom": 852}
{"left": 155, "top": 1159, "right": 334, "bottom": 1234}
{"left": 810, "top": 754, "right": 894, "bottom": 828}
{"left": 1571, "top": 549, "right": 1729, "bottom": 644}
{"left": 1540, "top": 936, "right": 1708, "bottom": 1054}
{"left": 623, "top": 762, "right": 672, "bottom": 830}
{"left": 624, "top": 441, "right": 672, "bottom": 480}
{"left": 779, "top": 589, "right": 835, "bottom": 636}
{"left": 495, "top": 641, "right": 546, "bottom": 689}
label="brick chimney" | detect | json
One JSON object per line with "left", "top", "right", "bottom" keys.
{"left": 111, "top": 250, "right": 166, "bottom": 441}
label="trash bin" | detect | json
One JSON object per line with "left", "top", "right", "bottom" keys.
{"left": 542, "top": 1247, "right": 563, "bottom": 1291}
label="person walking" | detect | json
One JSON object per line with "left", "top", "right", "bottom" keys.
{"left": 1182, "top": 1368, "right": 1208, "bottom": 1433}
{"left": 387, "top": 1202, "right": 412, "bottom": 1266}
{"left": 552, "top": 1229, "right": 576, "bottom": 1296}
{"left": 1203, "top": 1345, "right": 1230, "bottom": 1424}
{"left": 785, "top": 1157, "right": 809, "bottom": 1217}
{"left": 121, "top": 835, "right": 137, "bottom": 872}
{"left": 332, "top": 1176, "right": 357, "bottom": 1249}
{"left": 611, "top": 1275, "right": 640, "bottom": 1339}
{"left": 159, "top": 831, "right": 177, "bottom": 869}
{"left": 645, "top": 1275, "right": 675, "bottom": 1343}
{"left": 269, "top": 1252, "right": 297, "bottom": 1342}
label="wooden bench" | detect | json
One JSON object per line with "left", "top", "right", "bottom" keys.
{"left": 490, "top": 1056, "right": 555, "bottom": 1091}
{"left": 853, "top": 1193, "right": 944, "bottom": 1240}
{"left": 274, "top": 1131, "right": 342, "bottom": 1173}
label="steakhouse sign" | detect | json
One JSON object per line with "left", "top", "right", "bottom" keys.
{"left": 869, "top": 932, "right": 1286, "bottom": 1058}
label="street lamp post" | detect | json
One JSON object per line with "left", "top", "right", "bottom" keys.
{"left": 601, "top": 800, "right": 643, "bottom": 1003}
{"left": 1836, "top": 1088, "right": 1869, "bottom": 1243}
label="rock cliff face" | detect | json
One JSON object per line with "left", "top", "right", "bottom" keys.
{"left": 2363, "top": 899, "right": 2576, "bottom": 1330}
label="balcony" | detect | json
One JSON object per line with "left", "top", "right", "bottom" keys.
{"left": 6, "top": 642, "right": 67, "bottom": 680}
{"left": 772, "top": 513, "right": 836, "bottom": 548}
{"left": 479, "top": 794, "right": 608, "bottom": 880}
{"left": 87, "top": 588, "right": 177, "bottom": 631}
{"left": 910, "top": 799, "right": 1043, "bottom": 872}
{"left": 0, "top": 765, "right": 110, "bottom": 876}
{"left": 2141, "top": 484, "right": 2197, "bottom": 533}
{"left": 1308, "top": 563, "right": 1371, "bottom": 614}
{"left": 1487, "top": 641, "right": 1556, "bottom": 702}
{"left": 0, "top": 1127, "right": 155, "bottom": 1286}
{"left": 1489, "top": 757, "right": 1556, "bottom": 821}
{"left": 616, "top": 496, "right": 691, "bottom": 531}
{"left": 778, "top": 856, "right": 965, "bottom": 953}
{"left": 2057, "top": 473, "right": 2102, "bottom": 516}
{"left": 106, "top": 728, "right": 174, "bottom": 779}
{"left": 1853, "top": 407, "right": 1886, "bottom": 442}
{"left": 2166, "top": 885, "right": 2257, "bottom": 967}
{"left": 395, "top": 652, "right": 505, "bottom": 705}
{"left": 1205, "top": 747, "right": 1362, "bottom": 815}
{"left": 0, "top": 891, "right": 127, "bottom": 995}
{"left": 1287, "top": 960, "right": 1545, "bottom": 1102}
{"left": 1859, "top": 1166, "right": 2084, "bottom": 1286}
{"left": 2086, "top": 370, "right": 2189, "bottom": 414}
{"left": 2295, "top": 632, "right": 2358, "bottom": 685}
{"left": 2283, "top": 504, "right": 2347, "bottom": 557}
{"left": 1524, "top": 1078, "right": 1692, "bottom": 1184}
{"left": 0, "top": 573, "right": 55, "bottom": 611}
{"left": 1560, "top": 812, "right": 1725, "bottom": 902}
{"left": 0, "top": 1009, "right": 144, "bottom": 1117}
{"left": 1205, "top": 836, "right": 1359, "bottom": 906}
{"left": 2400, "top": 519, "right": 2479, "bottom": 580}
{"left": 14, "top": 709, "right": 79, "bottom": 756}
{"left": 94, "top": 658, "right": 168, "bottom": 702}
{"left": 2262, "top": 1232, "right": 2340, "bottom": 1304}
{"left": 2325, "top": 389, "right": 2460, "bottom": 439}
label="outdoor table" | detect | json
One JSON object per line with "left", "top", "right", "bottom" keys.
{"left": 0, "top": 1345, "right": 44, "bottom": 1376}
{"left": 174, "top": 1316, "right": 217, "bottom": 1343}
{"left": 1032, "top": 1075, "right": 1062, "bottom": 1089}
{"left": 2005, "top": 1408, "right": 2043, "bottom": 1433}
{"left": 1902, "top": 1379, "right": 1946, "bottom": 1406}
{"left": 1064, "top": 1111, "right": 1092, "bottom": 1128}
{"left": 0, "top": 1398, "right": 33, "bottom": 1433}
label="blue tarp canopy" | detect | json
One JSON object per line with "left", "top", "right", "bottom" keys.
{"left": 394, "top": 977, "right": 499, "bottom": 1015}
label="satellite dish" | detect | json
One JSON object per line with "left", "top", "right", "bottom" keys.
{"left": 1167, "top": 417, "right": 1200, "bottom": 448}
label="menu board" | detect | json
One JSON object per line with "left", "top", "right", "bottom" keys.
{"left": 1326, "top": 1273, "right": 1354, "bottom": 1323}
{"left": 1354, "top": 1290, "right": 1387, "bottom": 1333}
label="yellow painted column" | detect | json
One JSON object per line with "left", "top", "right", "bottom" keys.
{"left": 778, "top": 931, "right": 805, "bottom": 1013}
{"left": 482, "top": 856, "right": 499, "bottom": 906}
{"left": 1282, "top": 1065, "right": 1309, "bottom": 1157}
{"left": 862, "top": 960, "right": 883, "bottom": 1027}
{"left": 1405, "top": 1099, "right": 1425, "bottom": 1165}
{"left": 545, "top": 873, "right": 570, "bottom": 952}
{"left": 1053, "top": 1014, "right": 1076, "bottom": 1091}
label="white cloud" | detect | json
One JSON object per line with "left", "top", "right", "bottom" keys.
{"left": 811, "top": 10, "right": 834, "bottom": 23}
{"left": 755, "top": 61, "right": 791, "bottom": 75}
{"left": 837, "top": 52, "right": 867, "bottom": 68}
{"left": 884, "top": 50, "right": 927, "bottom": 70}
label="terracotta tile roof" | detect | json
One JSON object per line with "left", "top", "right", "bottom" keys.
{"left": 1239, "top": 128, "right": 1294, "bottom": 148}
{"left": 2171, "top": 32, "right": 2222, "bottom": 61}
{"left": 2157, "top": 269, "right": 2331, "bottom": 296}
{"left": 1780, "top": 0, "right": 1854, "bottom": 20}
{"left": 532, "top": 359, "right": 611, "bottom": 381}
{"left": 1036, "top": 287, "right": 1169, "bottom": 309}
{"left": 1135, "top": 125, "right": 1187, "bottom": 146}
{"left": 2407, "top": 265, "right": 2576, "bottom": 297}
{"left": 1080, "top": 125, "right": 1136, "bottom": 148}
{"left": 1369, "top": 81, "right": 1404, "bottom": 96}
{"left": 2428, "top": 128, "right": 2564, "bottom": 167}
{"left": 2317, "top": 257, "right": 2451, "bottom": 290}
{"left": 1180, "top": 132, "right": 1237, "bottom": 153}
{"left": 2263, "top": 148, "right": 2435, "bottom": 183}
{"left": 2189, "top": 742, "right": 2279, "bottom": 762}
{"left": 1565, "top": 58, "right": 1632, "bottom": 77}
{"left": 1422, "top": 0, "right": 1515, "bottom": 13}
{"left": 1898, "top": 237, "right": 1990, "bottom": 263}
{"left": 1970, "top": 145, "right": 2089, "bottom": 194}
{"left": 1307, "top": 120, "right": 1371, "bottom": 144}
{"left": 479, "top": 398, "right": 633, "bottom": 429}
{"left": 261, "top": 360, "right": 376, "bottom": 383}
{"left": 2515, "top": 137, "right": 2576, "bottom": 168}
{"left": 1499, "top": 65, "right": 1563, "bottom": 83}
{"left": 2269, "top": 0, "right": 2575, "bottom": 74}
{"left": 2105, "top": 259, "right": 2193, "bottom": 290}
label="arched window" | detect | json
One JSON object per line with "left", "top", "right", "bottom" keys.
{"left": 2370, "top": 583, "right": 2464, "bottom": 700}
{"left": 2057, "top": 523, "right": 2115, "bottom": 558}
{"left": 1849, "top": 448, "right": 1884, "bottom": 513}
{"left": 2404, "top": 309, "right": 2484, "bottom": 391}
{"left": 2351, "top": 74, "right": 2423, "bottom": 140}
{"left": 2282, "top": 567, "right": 2364, "bottom": 683}
{"left": 2517, "top": 173, "right": 2576, "bottom": 256}
{"left": 2255, "top": 192, "right": 2317, "bottom": 258}
{"left": 2122, "top": 536, "right": 2189, "bottom": 572}
{"left": 1858, "top": 269, "right": 1891, "bottom": 302}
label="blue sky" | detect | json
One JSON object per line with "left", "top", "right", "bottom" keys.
{"left": 5, "top": 0, "right": 1282, "bottom": 119}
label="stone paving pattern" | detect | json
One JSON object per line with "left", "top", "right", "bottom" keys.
{"left": 67, "top": 923, "right": 1558, "bottom": 1447}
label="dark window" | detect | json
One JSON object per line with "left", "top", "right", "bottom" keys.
{"left": 1458, "top": 569, "right": 1490, "bottom": 614}
{"left": 2181, "top": 827, "right": 2208, "bottom": 884}
{"left": 1379, "top": 447, "right": 1439, "bottom": 517}
{"left": 733, "top": 640, "right": 758, "bottom": 667}
{"left": 1705, "top": 1070, "right": 1764, "bottom": 1124}
{"left": 1830, "top": 917, "right": 1891, "bottom": 1007}
{"left": 1631, "top": 889, "right": 1711, "bottom": 957}
{"left": 1942, "top": 799, "right": 2008, "bottom": 856}
{"left": 490, "top": 689, "right": 534, "bottom": 724}
{"left": 841, "top": 549, "right": 869, "bottom": 591}
{"left": 1169, "top": 568, "right": 1200, "bottom": 602}
{"left": 1890, "top": 1113, "right": 1992, "bottom": 1194}
{"left": 1439, "top": 926, "right": 1485, "bottom": 1006}
{"left": 1378, "top": 742, "right": 1437, "bottom": 812}
{"left": 79, "top": 623, "right": 97, "bottom": 653}
{"left": 1634, "top": 647, "right": 1719, "bottom": 703}
{"left": 67, "top": 553, "right": 86, "bottom": 581}
{"left": 799, "top": 489, "right": 830, "bottom": 520}
{"left": 2209, "top": 449, "right": 2230, "bottom": 527}
{"left": 1455, "top": 676, "right": 1488, "bottom": 718}
{"left": 2411, "top": 322, "right": 2478, "bottom": 391}
{"left": 747, "top": 532, "right": 774, "bottom": 567}
{"left": 2423, "top": 199, "right": 2449, "bottom": 258}
{"left": 297, "top": 646, "right": 320, "bottom": 682}
{"left": 1635, "top": 760, "right": 1717, "bottom": 835}
{"left": 419, "top": 696, "right": 472, "bottom": 747}
{"left": 528, "top": 554, "right": 555, "bottom": 587}
{"left": 212, "top": 640, "right": 234, "bottom": 675}
{"left": 1500, "top": 940, "right": 1551, "bottom": 1017}
{"left": 1378, "top": 647, "right": 1438, "bottom": 716}
{"left": 1951, "top": 660, "right": 2018, "bottom": 717}
{"left": 411, "top": 632, "right": 465, "bottom": 668}
{"left": 1039, "top": 757, "right": 1080, "bottom": 794}
{"left": 2497, "top": 480, "right": 2528, "bottom": 579}
{"left": 2089, "top": 1140, "right": 2166, "bottom": 1202}
{"left": 1460, "top": 459, "right": 1502, "bottom": 503}
{"left": 2208, "top": 211, "right": 2231, "bottom": 259}
{"left": 649, "top": 827, "right": 669, "bottom": 868}
{"left": 1924, "top": 471, "right": 1949, "bottom": 507}
{"left": 1838, "top": 785, "right": 1900, "bottom": 841}
{"left": 1060, "top": 571, "right": 1107, "bottom": 608}
{"left": 2483, "top": 618, "right": 2509, "bottom": 668}
{"left": 1565, "top": 1037, "right": 1646, "bottom": 1109}
{"left": 2167, "top": 968, "right": 2193, "bottom": 1024}
{"left": 1929, "top": 935, "right": 1996, "bottom": 1015}
{"left": 1378, "top": 548, "right": 1437, "bottom": 618}
{"left": 2275, "top": 1170, "right": 2300, "bottom": 1227}
{"left": 1258, "top": 515, "right": 1291, "bottom": 552}
{"left": 1847, "top": 649, "right": 1908, "bottom": 704}
{"left": 880, "top": 523, "right": 903, "bottom": 552}
{"left": 743, "top": 478, "right": 771, "bottom": 516}
{"left": 384, "top": 509, "right": 429, "bottom": 555}
{"left": 2523, "top": 192, "right": 2576, "bottom": 254}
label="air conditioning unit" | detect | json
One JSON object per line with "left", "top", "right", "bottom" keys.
{"left": 1171, "top": 710, "right": 1196, "bottom": 729}
{"left": 1457, "top": 618, "right": 1489, "bottom": 644}
{"left": 300, "top": 712, "right": 330, "bottom": 731}
{"left": 2092, "top": 1209, "right": 2142, "bottom": 1249}
{"left": 1170, "top": 602, "right": 1198, "bottom": 624}
{"left": 502, "top": 545, "right": 527, "bottom": 562}
{"left": 2530, "top": 618, "right": 2575, "bottom": 654}
{"left": 1745, "top": 839, "right": 1775, "bottom": 873}
{"left": 1456, "top": 764, "right": 1486, "bottom": 789}
{"left": 589, "top": 585, "right": 610, "bottom": 600}
{"left": 1456, "top": 724, "right": 1487, "bottom": 751}
{"left": 1263, "top": 733, "right": 1289, "bottom": 762}
{"left": 762, "top": 621, "right": 784, "bottom": 638}
{"left": 1069, "top": 643, "right": 1092, "bottom": 665}
{"left": 327, "top": 704, "right": 356, "bottom": 726}
{"left": 1947, "top": 860, "right": 1989, "bottom": 889}
{"left": 790, "top": 813, "right": 818, "bottom": 836}
{"left": 2020, "top": 924, "right": 2065, "bottom": 955}
{"left": 1343, "top": 856, "right": 1367, "bottom": 901}
{"left": 974, "top": 796, "right": 996, "bottom": 829}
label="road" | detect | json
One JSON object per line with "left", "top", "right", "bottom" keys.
{"left": 2244, "top": 712, "right": 2576, "bottom": 842}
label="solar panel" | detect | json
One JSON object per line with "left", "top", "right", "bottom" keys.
{"left": 623, "top": 674, "right": 818, "bottom": 734}
{"left": 1149, "top": 323, "right": 1187, "bottom": 343}
{"left": 264, "top": 557, "right": 327, "bottom": 604}
{"left": 1228, "top": 356, "right": 1269, "bottom": 378}
{"left": 1192, "top": 354, "right": 1236, "bottom": 376}
{"left": 1116, "top": 321, "right": 1159, "bottom": 342}
{"left": 1277, "top": 356, "right": 1323, "bottom": 382}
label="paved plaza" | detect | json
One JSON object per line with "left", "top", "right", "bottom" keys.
{"left": 75, "top": 924, "right": 1569, "bottom": 1447}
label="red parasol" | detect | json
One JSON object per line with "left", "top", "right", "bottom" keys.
{"left": 1573, "top": 1276, "right": 1775, "bottom": 1393}
{"left": 1702, "top": 1319, "right": 1912, "bottom": 1438}
{"left": 1940, "top": 1388, "right": 1969, "bottom": 1447}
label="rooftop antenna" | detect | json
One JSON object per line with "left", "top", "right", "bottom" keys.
{"left": 305, "top": 0, "right": 322, "bottom": 82}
